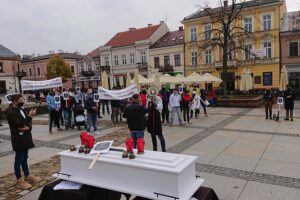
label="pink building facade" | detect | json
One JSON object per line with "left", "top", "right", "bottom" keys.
{"left": 21, "top": 53, "right": 83, "bottom": 89}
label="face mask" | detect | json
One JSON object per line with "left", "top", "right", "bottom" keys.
{"left": 18, "top": 102, "right": 24, "bottom": 108}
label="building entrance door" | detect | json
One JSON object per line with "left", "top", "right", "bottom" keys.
{"left": 289, "top": 72, "right": 300, "bottom": 100}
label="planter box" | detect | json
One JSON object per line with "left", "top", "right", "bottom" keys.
{"left": 217, "top": 95, "right": 264, "bottom": 108}
{"left": 54, "top": 147, "right": 204, "bottom": 200}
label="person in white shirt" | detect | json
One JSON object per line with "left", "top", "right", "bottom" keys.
{"left": 169, "top": 89, "right": 184, "bottom": 126}
{"left": 192, "top": 93, "right": 201, "bottom": 119}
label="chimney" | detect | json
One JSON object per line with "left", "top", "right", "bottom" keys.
{"left": 160, "top": 21, "right": 164, "bottom": 24}
{"left": 129, "top": 27, "right": 136, "bottom": 31}
{"left": 224, "top": 0, "right": 228, "bottom": 11}
{"left": 148, "top": 24, "right": 153, "bottom": 27}
{"left": 179, "top": 26, "right": 184, "bottom": 31}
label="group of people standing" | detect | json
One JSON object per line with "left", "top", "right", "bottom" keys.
{"left": 263, "top": 84, "right": 296, "bottom": 121}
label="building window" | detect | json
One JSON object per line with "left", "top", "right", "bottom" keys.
{"left": 205, "top": 50, "right": 212, "bottom": 64}
{"left": 191, "top": 52, "right": 197, "bottom": 66}
{"left": 244, "top": 44, "right": 252, "bottom": 60}
{"left": 87, "top": 65, "right": 92, "bottom": 71}
{"left": 29, "top": 68, "right": 32, "bottom": 76}
{"left": 80, "top": 65, "right": 84, "bottom": 72}
{"left": 0, "top": 62, "right": 3, "bottom": 72}
{"left": 104, "top": 56, "right": 109, "bottom": 66}
{"left": 71, "top": 66, "right": 74, "bottom": 73}
{"left": 263, "top": 14, "right": 272, "bottom": 31}
{"left": 289, "top": 42, "right": 299, "bottom": 56}
{"left": 174, "top": 54, "right": 181, "bottom": 66}
{"left": 130, "top": 53, "right": 135, "bottom": 64}
{"left": 96, "top": 64, "right": 100, "bottom": 70}
{"left": 244, "top": 17, "right": 253, "bottom": 33}
{"left": 164, "top": 55, "right": 170, "bottom": 66}
{"left": 203, "top": 24, "right": 212, "bottom": 39}
{"left": 190, "top": 27, "right": 197, "bottom": 41}
{"left": 264, "top": 42, "right": 272, "bottom": 58}
{"left": 122, "top": 55, "right": 127, "bottom": 65}
{"left": 37, "top": 67, "right": 41, "bottom": 76}
{"left": 141, "top": 51, "right": 146, "bottom": 63}
{"left": 114, "top": 55, "right": 119, "bottom": 66}
{"left": 254, "top": 76, "right": 261, "bottom": 84}
{"left": 154, "top": 57, "right": 160, "bottom": 68}
{"left": 263, "top": 72, "right": 272, "bottom": 86}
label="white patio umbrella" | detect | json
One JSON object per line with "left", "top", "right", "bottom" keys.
{"left": 186, "top": 72, "right": 204, "bottom": 83}
{"left": 173, "top": 74, "right": 187, "bottom": 83}
{"left": 101, "top": 71, "right": 109, "bottom": 89}
{"left": 126, "top": 72, "right": 131, "bottom": 87}
{"left": 245, "top": 68, "right": 253, "bottom": 91}
{"left": 202, "top": 73, "right": 222, "bottom": 83}
{"left": 239, "top": 68, "right": 247, "bottom": 91}
{"left": 279, "top": 65, "right": 289, "bottom": 91}
{"left": 153, "top": 73, "right": 161, "bottom": 89}
{"left": 159, "top": 74, "right": 173, "bottom": 83}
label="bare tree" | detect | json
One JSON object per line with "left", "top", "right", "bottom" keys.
{"left": 196, "top": 0, "right": 255, "bottom": 95}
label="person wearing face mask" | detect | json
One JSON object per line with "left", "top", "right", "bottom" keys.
{"left": 169, "top": 88, "right": 184, "bottom": 126}
{"left": 85, "top": 88, "right": 99, "bottom": 134}
{"left": 6, "top": 94, "right": 41, "bottom": 189}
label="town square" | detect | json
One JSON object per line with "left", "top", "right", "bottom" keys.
{"left": 0, "top": 0, "right": 300, "bottom": 199}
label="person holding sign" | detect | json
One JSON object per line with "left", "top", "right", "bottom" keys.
{"left": 284, "top": 84, "right": 295, "bottom": 121}
{"left": 6, "top": 94, "right": 41, "bottom": 189}
{"left": 263, "top": 88, "right": 275, "bottom": 120}
{"left": 85, "top": 88, "right": 99, "bottom": 134}
{"left": 61, "top": 88, "right": 75, "bottom": 130}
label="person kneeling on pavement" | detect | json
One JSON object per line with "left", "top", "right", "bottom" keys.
{"left": 6, "top": 94, "right": 41, "bottom": 189}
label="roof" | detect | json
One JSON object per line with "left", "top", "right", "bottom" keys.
{"left": 21, "top": 53, "right": 84, "bottom": 63}
{"left": 87, "top": 47, "right": 100, "bottom": 58}
{"left": 105, "top": 24, "right": 161, "bottom": 48}
{"left": 183, "top": 0, "right": 282, "bottom": 22}
{"left": 0, "top": 44, "right": 18, "bottom": 59}
{"left": 150, "top": 29, "right": 184, "bottom": 49}
{"left": 281, "top": 11, "right": 300, "bottom": 32}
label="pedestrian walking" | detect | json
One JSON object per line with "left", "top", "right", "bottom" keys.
{"left": 284, "top": 84, "right": 295, "bottom": 121}
{"left": 6, "top": 94, "right": 41, "bottom": 189}
{"left": 182, "top": 90, "right": 192, "bottom": 124}
{"left": 200, "top": 89, "right": 208, "bottom": 117}
{"left": 159, "top": 86, "right": 170, "bottom": 123}
{"left": 123, "top": 94, "right": 147, "bottom": 148}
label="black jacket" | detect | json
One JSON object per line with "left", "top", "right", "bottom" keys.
{"left": 111, "top": 100, "right": 122, "bottom": 108}
{"left": 61, "top": 96, "right": 75, "bottom": 110}
{"left": 263, "top": 91, "right": 274, "bottom": 101}
{"left": 147, "top": 101, "right": 162, "bottom": 136}
{"left": 123, "top": 102, "right": 147, "bottom": 132}
{"left": 84, "top": 96, "right": 98, "bottom": 114}
{"left": 6, "top": 107, "right": 34, "bottom": 151}
{"left": 284, "top": 89, "right": 295, "bottom": 109}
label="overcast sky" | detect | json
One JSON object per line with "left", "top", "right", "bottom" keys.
{"left": 1, "top": 0, "right": 298, "bottom": 56}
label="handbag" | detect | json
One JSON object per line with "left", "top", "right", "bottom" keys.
{"left": 205, "top": 100, "right": 210, "bottom": 106}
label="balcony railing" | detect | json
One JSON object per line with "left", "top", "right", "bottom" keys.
{"left": 137, "top": 62, "right": 148, "bottom": 72}
{"left": 81, "top": 70, "right": 94, "bottom": 77}
{"left": 214, "top": 60, "right": 237, "bottom": 68}
{"left": 100, "top": 65, "right": 110, "bottom": 71}
{"left": 158, "top": 65, "right": 174, "bottom": 72}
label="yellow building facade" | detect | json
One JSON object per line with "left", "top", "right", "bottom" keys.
{"left": 182, "top": 0, "right": 286, "bottom": 90}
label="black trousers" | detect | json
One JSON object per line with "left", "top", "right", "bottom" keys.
{"left": 49, "top": 110, "right": 60, "bottom": 132}
{"left": 183, "top": 108, "right": 190, "bottom": 123}
{"left": 101, "top": 101, "right": 110, "bottom": 114}
{"left": 200, "top": 101, "right": 207, "bottom": 115}
{"left": 161, "top": 104, "right": 169, "bottom": 123}
{"left": 151, "top": 134, "right": 166, "bottom": 152}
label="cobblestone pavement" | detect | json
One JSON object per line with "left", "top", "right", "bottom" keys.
{"left": 0, "top": 103, "right": 300, "bottom": 200}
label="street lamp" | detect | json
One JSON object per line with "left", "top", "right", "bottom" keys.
{"left": 15, "top": 70, "right": 25, "bottom": 93}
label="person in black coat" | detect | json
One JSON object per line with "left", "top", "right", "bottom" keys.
{"left": 159, "top": 86, "right": 170, "bottom": 123}
{"left": 284, "top": 84, "right": 296, "bottom": 121}
{"left": 147, "top": 95, "right": 166, "bottom": 152}
{"left": 263, "top": 89, "right": 275, "bottom": 120}
{"left": 6, "top": 94, "right": 41, "bottom": 189}
{"left": 123, "top": 94, "right": 147, "bottom": 148}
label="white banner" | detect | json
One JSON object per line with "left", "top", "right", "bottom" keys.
{"left": 98, "top": 84, "right": 139, "bottom": 100}
{"left": 21, "top": 77, "right": 62, "bottom": 91}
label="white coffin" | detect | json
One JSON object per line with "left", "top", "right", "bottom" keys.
{"left": 53, "top": 147, "right": 204, "bottom": 200}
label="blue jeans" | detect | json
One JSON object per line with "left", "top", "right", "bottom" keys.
{"left": 170, "top": 107, "right": 183, "bottom": 124}
{"left": 14, "top": 150, "right": 29, "bottom": 180}
{"left": 63, "top": 109, "right": 72, "bottom": 128}
{"left": 87, "top": 113, "right": 97, "bottom": 132}
{"left": 131, "top": 131, "right": 144, "bottom": 149}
